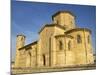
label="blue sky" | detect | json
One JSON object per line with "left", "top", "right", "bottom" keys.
{"left": 11, "top": 1, "right": 96, "bottom": 60}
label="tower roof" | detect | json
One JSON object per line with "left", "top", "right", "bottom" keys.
{"left": 65, "top": 28, "right": 91, "bottom": 34}
{"left": 52, "top": 11, "right": 75, "bottom": 20}
{"left": 17, "top": 34, "right": 26, "bottom": 38}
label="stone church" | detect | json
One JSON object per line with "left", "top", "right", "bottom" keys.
{"left": 14, "top": 11, "right": 94, "bottom": 68}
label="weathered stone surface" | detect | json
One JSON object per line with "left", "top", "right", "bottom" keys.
{"left": 12, "top": 11, "right": 95, "bottom": 74}
{"left": 12, "top": 64, "right": 96, "bottom": 74}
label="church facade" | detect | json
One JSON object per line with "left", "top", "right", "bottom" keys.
{"left": 14, "top": 11, "right": 94, "bottom": 68}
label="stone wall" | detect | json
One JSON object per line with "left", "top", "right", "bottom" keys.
{"left": 53, "top": 12, "right": 75, "bottom": 30}
{"left": 65, "top": 29, "right": 94, "bottom": 65}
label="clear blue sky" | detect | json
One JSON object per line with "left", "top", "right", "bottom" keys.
{"left": 11, "top": 1, "right": 96, "bottom": 60}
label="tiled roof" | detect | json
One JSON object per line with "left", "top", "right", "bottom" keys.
{"left": 19, "top": 41, "right": 37, "bottom": 50}
{"left": 38, "top": 24, "right": 65, "bottom": 34}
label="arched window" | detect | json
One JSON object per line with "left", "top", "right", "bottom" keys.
{"left": 35, "top": 47, "right": 37, "bottom": 51}
{"left": 59, "top": 41, "right": 63, "bottom": 50}
{"left": 70, "top": 21, "right": 73, "bottom": 25}
{"left": 57, "top": 20, "right": 59, "bottom": 24}
{"left": 88, "top": 35, "right": 90, "bottom": 43}
{"left": 28, "top": 51, "right": 31, "bottom": 56}
{"left": 77, "top": 35, "right": 82, "bottom": 43}
{"left": 68, "top": 41, "right": 71, "bottom": 50}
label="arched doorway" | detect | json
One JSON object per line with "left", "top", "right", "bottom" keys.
{"left": 43, "top": 54, "right": 46, "bottom": 66}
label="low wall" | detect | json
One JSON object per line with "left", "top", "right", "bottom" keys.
{"left": 12, "top": 64, "right": 96, "bottom": 74}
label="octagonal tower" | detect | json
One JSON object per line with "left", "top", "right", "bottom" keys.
{"left": 52, "top": 11, "right": 76, "bottom": 30}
